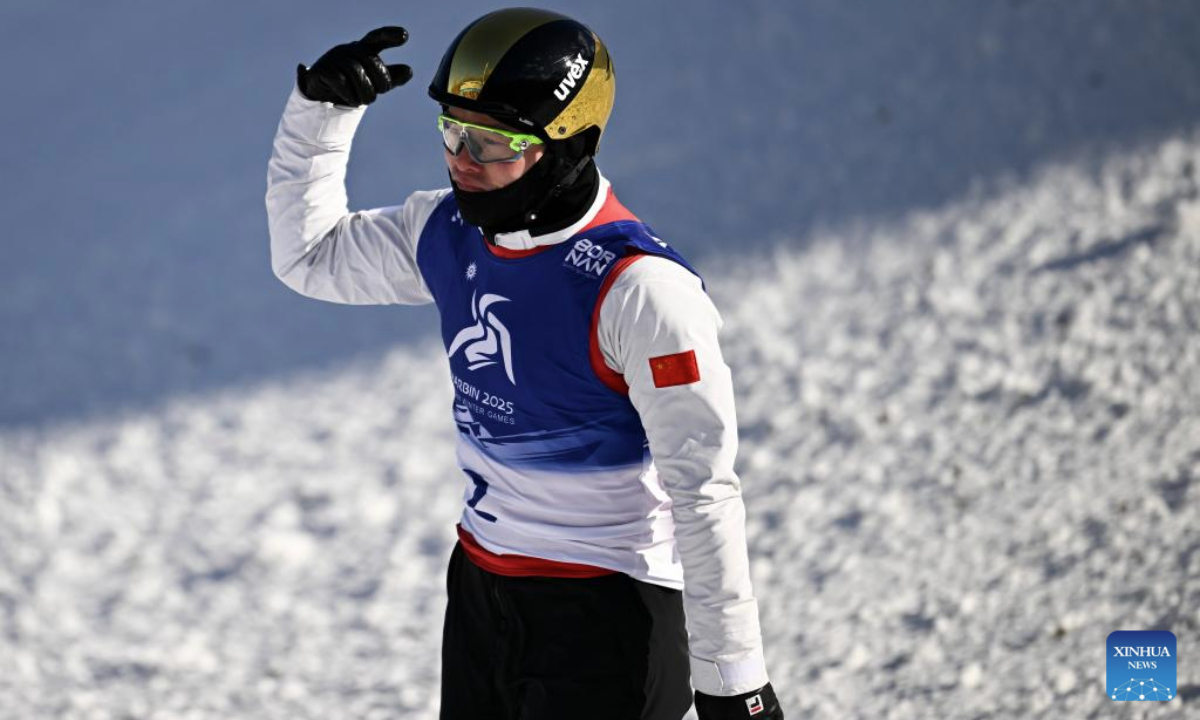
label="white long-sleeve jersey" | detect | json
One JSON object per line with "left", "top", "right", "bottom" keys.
{"left": 266, "top": 86, "right": 768, "bottom": 696}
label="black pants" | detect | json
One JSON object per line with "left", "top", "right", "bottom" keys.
{"left": 440, "top": 542, "right": 693, "bottom": 720}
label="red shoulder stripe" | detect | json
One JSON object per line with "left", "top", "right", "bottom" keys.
{"left": 589, "top": 253, "right": 648, "bottom": 394}
{"left": 480, "top": 188, "right": 639, "bottom": 258}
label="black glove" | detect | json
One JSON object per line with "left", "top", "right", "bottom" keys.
{"left": 296, "top": 26, "right": 413, "bottom": 106}
{"left": 695, "top": 683, "right": 784, "bottom": 720}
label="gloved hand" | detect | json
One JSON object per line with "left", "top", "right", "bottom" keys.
{"left": 695, "top": 683, "right": 784, "bottom": 719}
{"left": 296, "top": 26, "right": 413, "bottom": 106}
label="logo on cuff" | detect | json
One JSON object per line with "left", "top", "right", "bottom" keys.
{"left": 745, "top": 693, "right": 764, "bottom": 715}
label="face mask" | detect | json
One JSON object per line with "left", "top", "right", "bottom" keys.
{"left": 451, "top": 153, "right": 565, "bottom": 232}
{"left": 450, "top": 135, "right": 595, "bottom": 237}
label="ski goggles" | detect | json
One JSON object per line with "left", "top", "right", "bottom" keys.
{"left": 437, "top": 114, "right": 544, "bottom": 164}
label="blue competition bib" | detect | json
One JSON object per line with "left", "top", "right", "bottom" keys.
{"left": 416, "top": 195, "right": 701, "bottom": 474}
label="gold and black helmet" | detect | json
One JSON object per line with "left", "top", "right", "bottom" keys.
{"left": 428, "top": 8, "right": 615, "bottom": 153}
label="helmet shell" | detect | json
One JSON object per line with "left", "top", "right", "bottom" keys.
{"left": 429, "top": 8, "right": 615, "bottom": 149}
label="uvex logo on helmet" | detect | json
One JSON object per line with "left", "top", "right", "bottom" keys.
{"left": 553, "top": 54, "right": 590, "bottom": 101}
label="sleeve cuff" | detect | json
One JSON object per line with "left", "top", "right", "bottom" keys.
{"left": 284, "top": 85, "right": 368, "bottom": 146}
{"left": 689, "top": 648, "right": 770, "bottom": 696}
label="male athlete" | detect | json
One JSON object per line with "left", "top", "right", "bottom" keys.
{"left": 267, "top": 9, "right": 783, "bottom": 720}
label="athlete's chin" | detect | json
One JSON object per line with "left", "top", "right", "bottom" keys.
{"left": 452, "top": 177, "right": 491, "bottom": 193}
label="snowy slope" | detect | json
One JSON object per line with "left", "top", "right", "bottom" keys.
{"left": 3, "top": 1, "right": 1199, "bottom": 428}
{"left": 2, "top": 128, "right": 1197, "bottom": 718}
{"left": 718, "top": 134, "right": 1200, "bottom": 718}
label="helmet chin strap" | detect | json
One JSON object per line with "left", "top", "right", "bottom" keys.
{"left": 522, "top": 155, "right": 593, "bottom": 226}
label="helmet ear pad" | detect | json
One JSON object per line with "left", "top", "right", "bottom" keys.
{"left": 539, "top": 132, "right": 596, "bottom": 208}
{"left": 545, "top": 132, "right": 591, "bottom": 166}
{"left": 576, "top": 127, "right": 603, "bottom": 159}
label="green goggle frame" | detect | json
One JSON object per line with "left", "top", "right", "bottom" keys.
{"left": 437, "top": 114, "right": 545, "bottom": 164}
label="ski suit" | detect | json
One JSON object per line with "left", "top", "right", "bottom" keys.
{"left": 266, "top": 86, "right": 768, "bottom": 703}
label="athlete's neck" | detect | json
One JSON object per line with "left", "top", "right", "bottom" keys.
{"left": 483, "top": 160, "right": 599, "bottom": 242}
{"left": 491, "top": 173, "right": 611, "bottom": 251}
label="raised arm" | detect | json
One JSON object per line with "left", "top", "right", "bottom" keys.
{"left": 265, "top": 27, "right": 442, "bottom": 306}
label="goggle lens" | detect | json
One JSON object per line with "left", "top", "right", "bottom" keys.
{"left": 438, "top": 115, "right": 541, "bottom": 164}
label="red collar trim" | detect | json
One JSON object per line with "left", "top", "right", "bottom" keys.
{"left": 579, "top": 187, "right": 640, "bottom": 232}
{"left": 486, "top": 242, "right": 551, "bottom": 259}
{"left": 481, "top": 189, "right": 640, "bottom": 259}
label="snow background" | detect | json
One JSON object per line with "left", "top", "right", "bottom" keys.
{"left": 2, "top": 1, "right": 1198, "bottom": 718}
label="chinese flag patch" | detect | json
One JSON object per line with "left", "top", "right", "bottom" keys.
{"left": 649, "top": 350, "right": 701, "bottom": 388}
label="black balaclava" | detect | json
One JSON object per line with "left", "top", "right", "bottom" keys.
{"left": 451, "top": 133, "right": 600, "bottom": 241}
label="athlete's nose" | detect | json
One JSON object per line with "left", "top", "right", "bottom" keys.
{"left": 449, "top": 145, "right": 481, "bottom": 174}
